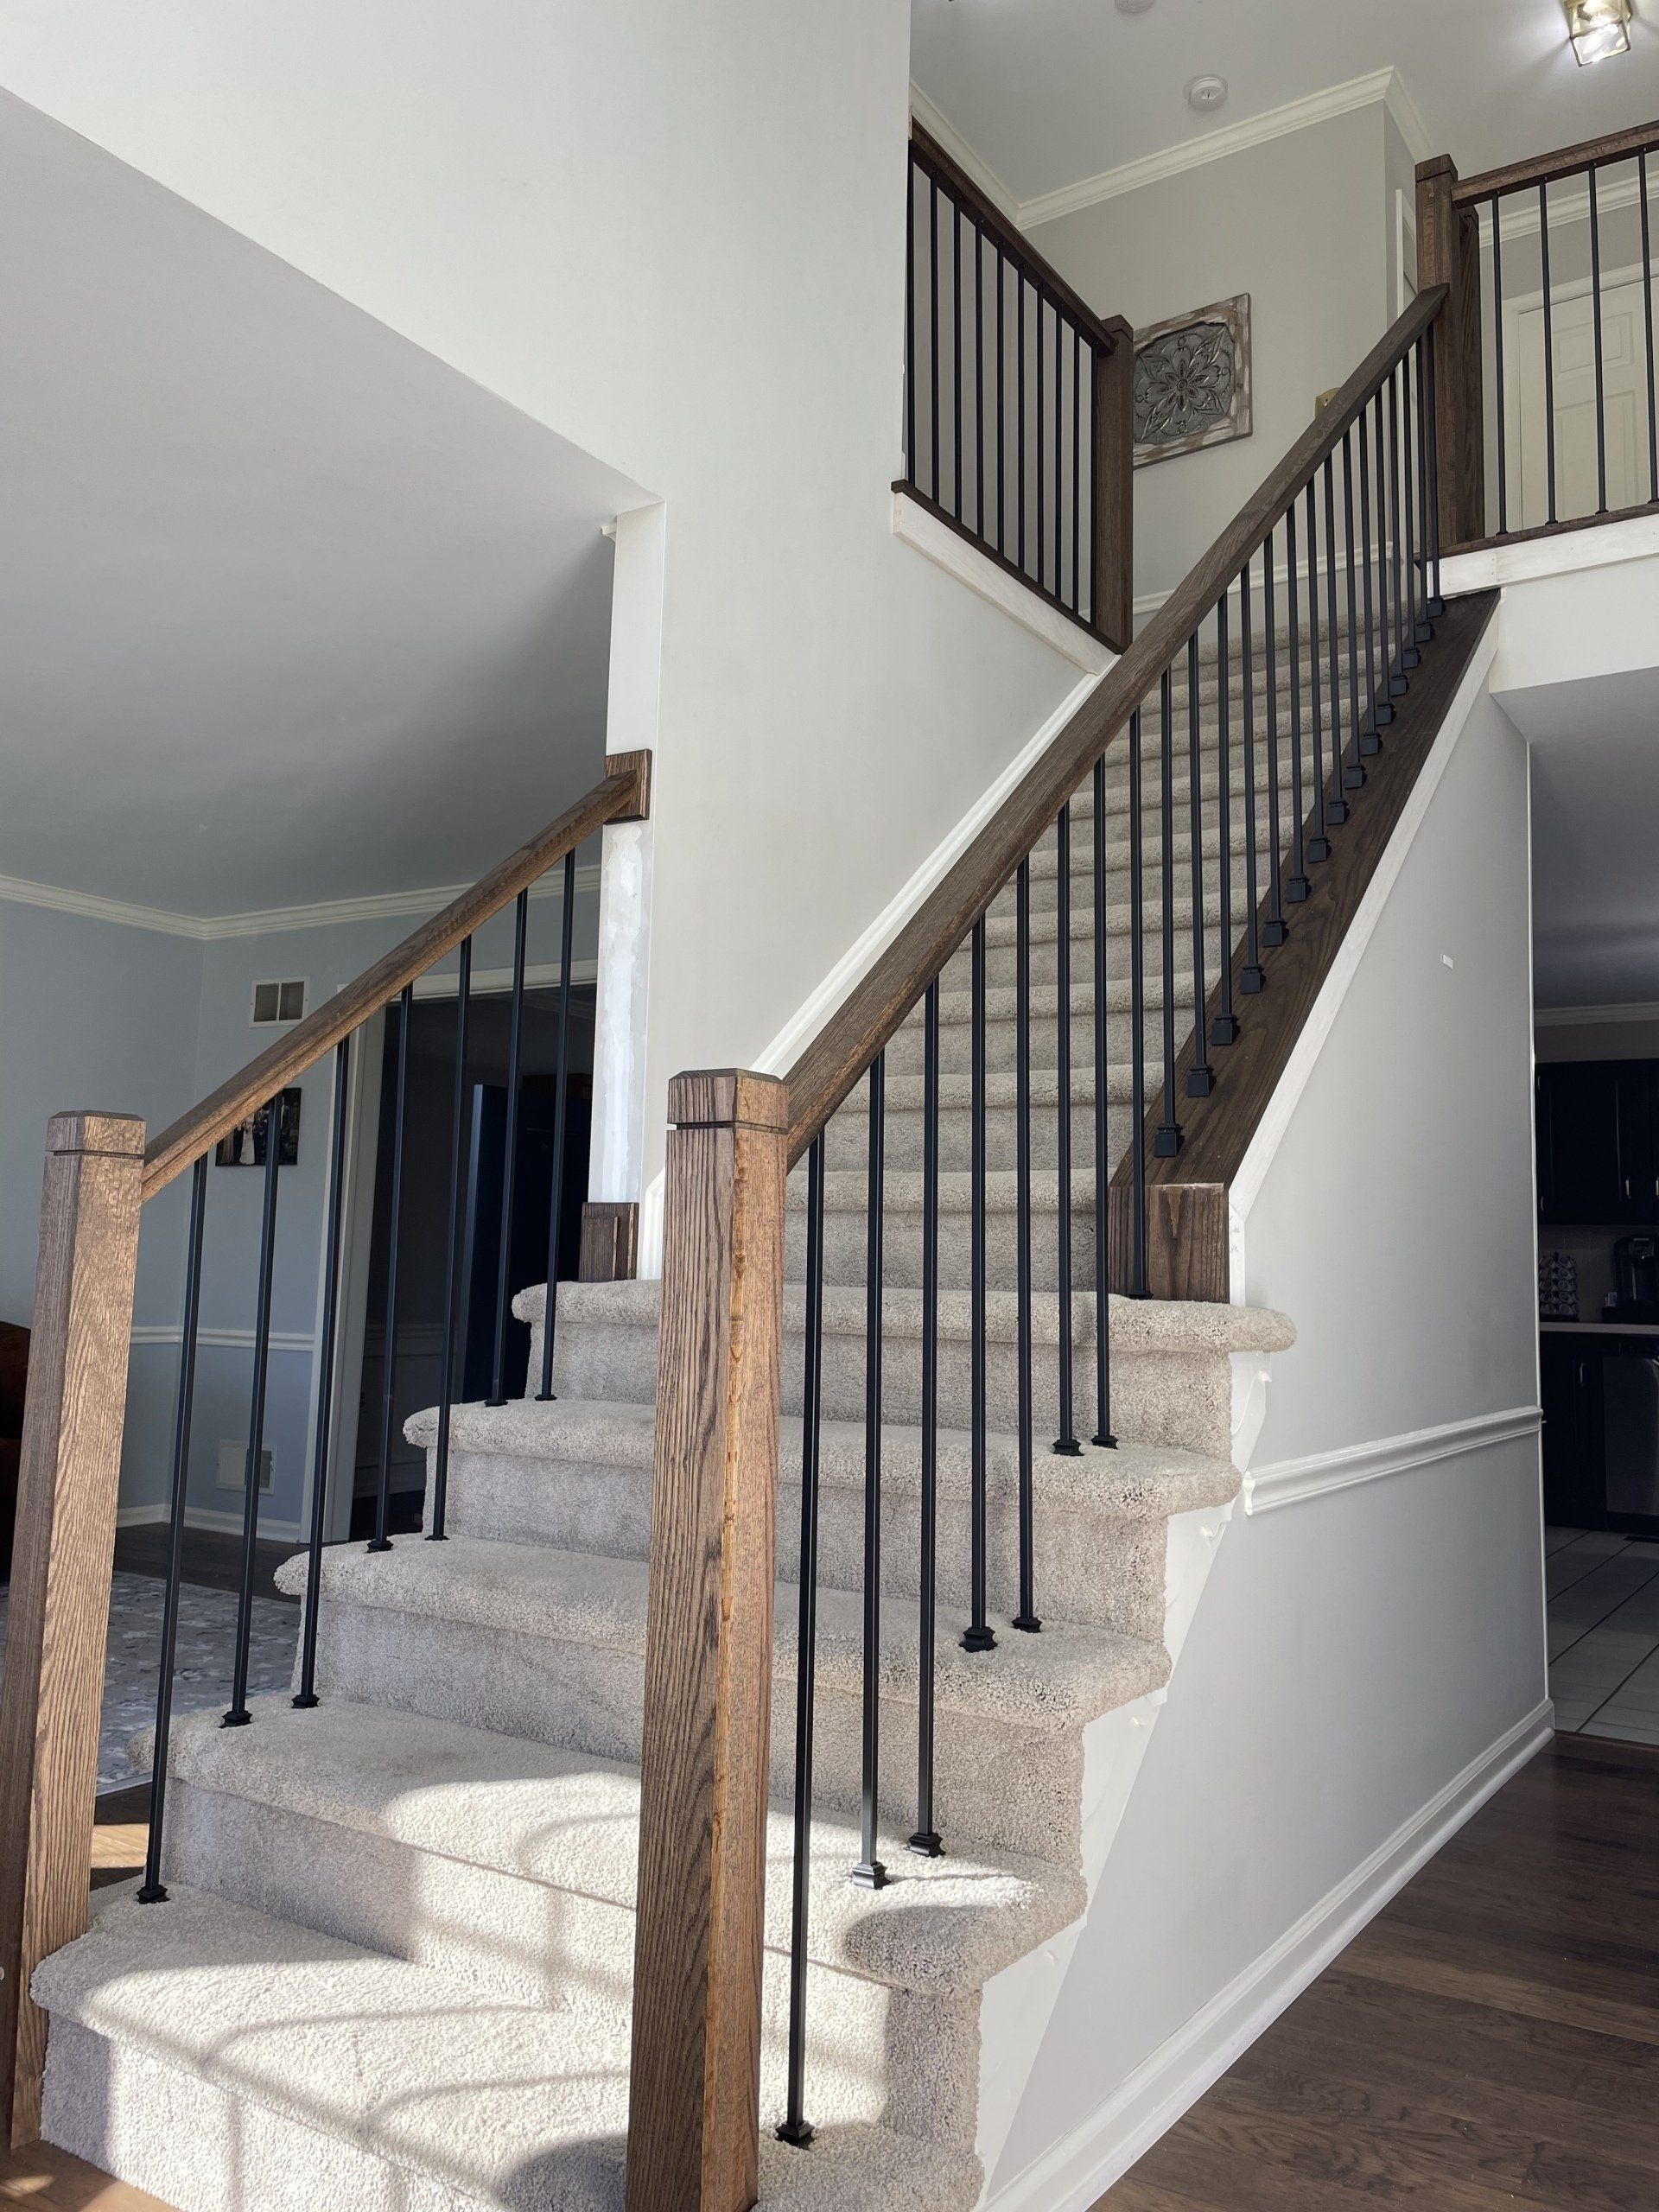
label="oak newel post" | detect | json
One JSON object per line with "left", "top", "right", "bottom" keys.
{"left": 1093, "top": 314, "right": 1136, "bottom": 653}
{"left": 1416, "top": 154, "right": 1485, "bottom": 550}
{"left": 0, "top": 1112, "right": 144, "bottom": 2146}
{"left": 626, "top": 1071, "right": 788, "bottom": 2212}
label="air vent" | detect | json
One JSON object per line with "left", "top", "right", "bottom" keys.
{"left": 217, "top": 1441, "right": 274, "bottom": 1496}
{"left": 251, "top": 978, "right": 307, "bottom": 1027}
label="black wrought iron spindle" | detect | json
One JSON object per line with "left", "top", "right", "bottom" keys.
{"left": 1262, "top": 534, "right": 1287, "bottom": 943}
{"left": 1054, "top": 310, "right": 1065, "bottom": 599}
{"left": 225, "top": 1099, "right": 283, "bottom": 1726}
{"left": 1388, "top": 368, "right": 1414, "bottom": 677}
{"left": 975, "top": 216, "right": 986, "bottom": 537}
{"left": 536, "top": 855, "right": 578, "bottom": 1401}
{"left": 1018, "top": 279, "right": 1027, "bottom": 575}
{"left": 1397, "top": 361, "right": 1421, "bottom": 664}
{"left": 1054, "top": 807, "right": 1080, "bottom": 1453}
{"left": 930, "top": 177, "right": 941, "bottom": 506}
{"left": 995, "top": 247, "right": 1007, "bottom": 557}
{"left": 1424, "top": 333, "right": 1445, "bottom": 613}
{"left": 1411, "top": 340, "right": 1433, "bottom": 641}
{"left": 1642, "top": 154, "right": 1658, "bottom": 505}
{"left": 1541, "top": 181, "right": 1558, "bottom": 525}
{"left": 963, "top": 915, "right": 995, "bottom": 1652}
{"left": 905, "top": 156, "right": 917, "bottom": 483}
{"left": 429, "top": 940, "right": 473, "bottom": 1541}
{"left": 1322, "top": 458, "right": 1347, "bottom": 829}
{"left": 1303, "top": 482, "right": 1330, "bottom": 863}
{"left": 486, "top": 889, "right": 530, "bottom": 1406}
{"left": 912, "top": 981, "right": 944, "bottom": 1853}
{"left": 953, "top": 199, "right": 963, "bottom": 519}
{"left": 1341, "top": 432, "right": 1365, "bottom": 792}
{"left": 777, "top": 1130, "right": 825, "bottom": 2151}
{"left": 1374, "top": 395, "right": 1402, "bottom": 713}
{"left": 1491, "top": 196, "right": 1509, "bottom": 536}
{"left": 853, "top": 1051, "right": 888, "bottom": 1888}
{"left": 1357, "top": 404, "right": 1384, "bottom": 744}
{"left": 1185, "top": 635, "right": 1214, "bottom": 1091}
{"left": 1071, "top": 333, "right": 1082, "bottom": 613}
{"left": 1213, "top": 590, "right": 1238, "bottom": 1043}
{"left": 1238, "top": 558, "right": 1265, "bottom": 993}
{"left": 1590, "top": 164, "right": 1608, "bottom": 516}
{"left": 1285, "top": 501, "right": 1310, "bottom": 903}
{"left": 1014, "top": 857, "right": 1039, "bottom": 1629}
{"left": 1155, "top": 670, "right": 1183, "bottom": 1152}
{"left": 1128, "top": 709, "right": 1151, "bottom": 1291}
{"left": 1036, "top": 298, "right": 1046, "bottom": 590}
{"left": 137, "top": 1154, "right": 207, "bottom": 1898}
{"left": 371, "top": 982, "right": 414, "bottom": 1549}
{"left": 295, "top": 1040, "right": 351, "bottom": 1688}
{"left": 1091, "top": 753, "right": 1116, "bottom": 1446}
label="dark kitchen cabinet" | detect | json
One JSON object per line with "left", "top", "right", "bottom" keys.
{"left": 1540, "top": 1332, "right": 1605, "bottom": 1527}
{"left": 1536, "top": 1058, "right": 1659, "bottom": 1224}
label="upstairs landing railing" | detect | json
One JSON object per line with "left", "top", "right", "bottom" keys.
{"left": 626, "top": 283, "right": 1510, "bottom": 2211}
{"left": 0, "top": 752, "right": 649, "bottom": 2148}
{"left": 1419, "top": 118, "right": 1659, "bottom": 552}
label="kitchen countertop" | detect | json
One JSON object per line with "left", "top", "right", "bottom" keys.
{"left": 1541, "top": 1320, "right": 1659, "bottom": 1336}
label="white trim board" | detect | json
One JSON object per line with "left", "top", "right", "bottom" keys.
{"left": 1439, "top": 511, "right": 1659, "bottom": 600}
{"left": 981, "top": 1699, "right": 1553, "bottom": 2212}
{"left": 893, "top": 490, "right": 1116, "bottom": 675}
{"left": 1243, "top": 1405, "right": 1541, "bottom": 1516}
{"left": 0, "top": 861, "right": 601, "bottom": 944}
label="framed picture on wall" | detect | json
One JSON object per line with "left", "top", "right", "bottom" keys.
{"left": 214, "top": 1087, "right": 302, "bottom": 1168}
{"left": 1132, "top": 293, "right": 1252, "bottom": 467}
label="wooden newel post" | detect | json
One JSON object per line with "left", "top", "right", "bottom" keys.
{"left": 1092, "top": 313, "right": 1136, "bottom": 653}
{"left": 626, "top": 1072, "right": 788, "bottom": 2212}
{"left": 1416, "top": 155, "right": 1485, "bottom": 550}
{"left": 0, "top": 1112, "right": 144, "bottom": 2147}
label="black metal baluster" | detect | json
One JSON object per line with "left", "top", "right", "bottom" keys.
{"left": 1054, "top": 807, "right": 1080, "bottom": 1454}
{"left": 995, "top": 248, "right": 1007, "bottom": 558}
{"left": 1155, "top": 670, "right": 1183, "bottom": 1153}
{"left": 1590, "top": 164, "right": 1608, "bottom": 516}
{"left": 1018, "top": 277, "right": 1027, "bottom": 576}
{"left": 1091, "top": 753, "right": 1116, "bottom": 1446}
{"left": 1285, "top": 502, "right": 1310, "bottom": 903}
{"left": 536, "top": 855, "right": 578, "bottom": 1401}
{"left": 1424, "top": 333, "right": 1445, "bottom": 614}
{"left": 1322, "top": 457, "right": 1348, "bottom": 829}
{"left": 930, "top": 177, "right": 941, "bottom": 506}
{"left": 853, "top": 1052, "right": 888, "bottom": 1889}
{"left": 1262, "top": 532, "right": 1288, "bottom": 944}
{"left": 1303, "top": 482, "right": 1331, "bottom": 863}
{"left": 486, "top": 890, "right": 530, "bottom": 1406}
{"left": 429, "top": 940, "right": 473, "bottom": 1541}
{"left": 1358, "top": 403, "right": 1385, "bottom": 743}
{"left": 1128, "top": 709, "right": 1150, "bottom": 1292}
{"left": 295, "top": 1040, "right": 351, "bottom": 1694}
{"left": 911, "top": 981, "right": 944, "bottom": 1855}
{"left": 137, "top": 1154, "right": 208, "bottom": 1897}
{"left": 1642, "top": 154, "right": 1657, "bottom": 506}
{"left": 1014, "top": 857, "right": 1039, "bottom": 1630}
{"left": 224, "top": 1099, "right": 283, "bottom": 1726}
{"left": 777, "top": 1130, "right": 825, "bottom": 2150}
{"left": 1036, "top": 296, "right": 1046, "bottom": 590}
{"left": 1398, "top": 360, "right": 1422, "bottom": 664}
{"left": 1054, "top": 310, "right": 1065, "bottom": 600}
{"left": 1541, "top": 180, "right": 1558, "bottom": 526}
{"left": 953, "top": 198, "right": 963, "bottom": 520}
{"left": 905, "top": 152, "right": 917, "bottom": 486}
{"left": 1213, "top": 589, "right": 1239, "bottom": 1043}
{"left": 1239, "top": 556, "right": 1265, "bottom": 994}
{"left": 1185, "top": 635, "right": 1215, "bottom": 1092}
{"left": 975, "top": 216, "right": 986, "bottom": 537}
{"left": 1089, "top": 341, "right": 1100, "bottom": 626}
{"left": 1374, "top": 394, "right": 1402, "bottom": 713}
{"left": 963, "top": 915, "right": 995, "bottom": 1653}
{"left": 370, "top": 983, "right": 413, "bottom": 1549}
{"left": 1389, "top": 366, "right": 1415, "bottom": 677}
{"left": 1411, "top": 340, "right": 1433, "bottom": 641}
{"left": 1071, "top": 330, "right": 1082, "bottom": 613}
{"left": 1341, "top": 431, "right": 1365, "bottom": 794}
{"left": 1491, "top": 196, "right": 1509, "bottom": 536}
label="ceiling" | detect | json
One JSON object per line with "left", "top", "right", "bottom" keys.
{"left": 1503, "top": 666, "right": 1659, "bottom": 1008}
{"left": 0, "top": 90, "right": 647, "bottom": 919}
{"left": 912, "top": 0, "right": 1659, "bottom": 210}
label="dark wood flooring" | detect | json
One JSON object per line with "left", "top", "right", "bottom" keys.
{"left": 1097, "top": 1732, "right": 1659, "bottom": 2209}
{"left": 111, "top": 1522, "right": 296, "bottom": 1599}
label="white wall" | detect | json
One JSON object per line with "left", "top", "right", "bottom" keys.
{"left": 1027, "top": 106, "right": 1396, "bottom": 611}
{"left": 1, "top": 3, "right": 1083, "bottom": 1243}
{"left": 988, "top": 666, "right": 1548, "bottom": 2202}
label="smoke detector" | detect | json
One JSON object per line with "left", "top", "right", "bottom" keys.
{"left": 1185, "top": 74, "right": 1229, "bottom": 111}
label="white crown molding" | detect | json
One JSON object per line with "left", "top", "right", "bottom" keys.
{"left": 0, "top": 861, "right": 601, "bottom": 944}
{"left": 1536, "top": 999, "right": 1659, "bottom": 1027}
{"left": 1243, "top": 1405, "right": 1541, "bottom": 1516}
{"left": 1011, "top": 67, "right": 1432, "bottom": 232}
{"left": 909, "top": 82, "right": 1020, "bottom": 224}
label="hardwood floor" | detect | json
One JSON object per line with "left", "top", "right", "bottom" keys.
{"left": 0, "top": 2139, "right": 169, "bottom": 2210}
{"left": 1097, "top": 1733, "right": 1659, "bottom": 2209}
{"left": 111, "top": 1522, "right": 296, "bottom": 1599}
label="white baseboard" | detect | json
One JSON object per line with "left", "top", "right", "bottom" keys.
{"left": 116, "top": 1503, "right": 304, "bottom": 1544}
{"left": 981, "top": 1697, "right": 1554, "bottom": 2212}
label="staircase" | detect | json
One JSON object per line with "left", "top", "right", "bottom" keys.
{"left": 29, "top": 644, "right": 1300, "bottom": 2212}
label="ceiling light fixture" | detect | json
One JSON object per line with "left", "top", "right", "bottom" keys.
{"left": 1564, "top": 0, "right": 1633, "bottom": 65}
{"left": 1185, "top": 74, "right": 1229, "bottom": 112}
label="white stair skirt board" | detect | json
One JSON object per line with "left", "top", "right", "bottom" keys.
{"left": 1439, "top": 509, "right": 1659, "bottom": 601}
{"left": 977, "top": 1700, "right": 1554, "bottom": 2212}
{"left": 891, "top": 488, "right": 1116, "bottom": 677}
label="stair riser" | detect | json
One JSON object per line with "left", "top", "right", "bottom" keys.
{"left": 161, "top": 1782, "right": 979, "bottom": 2152}
{"left": 544, "top": 1320, "right": 1237, "bottom": 1459}
{"left": 882, "top": 1009, "right": 1190, "bottom": 1079}
{"left": 433, "top": 1450, "right": 1165, "bottom": 1640}
{"left": 955, "top": 927, "right": 1230, "bottom": 993}
{"left": 303, "top": 1599, "right": 1088, "bottom": 1863}
{"left": 786, "top": 1201, "right": 1098, "bottom": 1294}
{"left": 823, "top": 1101, "right": 1123, "bottom": 1173}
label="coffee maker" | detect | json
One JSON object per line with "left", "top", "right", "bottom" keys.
{"left": 1606, "top": 1235, "right": 1659, "bottom": 1322}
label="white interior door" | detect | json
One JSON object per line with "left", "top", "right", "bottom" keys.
{"left": 1508, "top": 265, "right": 1656, "bottom": 530}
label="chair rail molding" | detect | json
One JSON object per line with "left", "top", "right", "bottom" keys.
{"left": 1243, "top": 1405, "right": 1543, "bottom": 1516}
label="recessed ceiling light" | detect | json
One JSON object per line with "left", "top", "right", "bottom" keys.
{"left": 1185, "top": 74, "right": 1229, "bottom": 111}
{"left": 1564, "top": 0, "right": 1633, "bottom": 63}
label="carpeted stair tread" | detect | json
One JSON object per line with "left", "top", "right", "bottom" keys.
{"left": 274, "top": 1535, "right": 1168, "bottom": 1729}
{"left": 159, "top": 1699, "right": 1084, "bottom": 1995}
{"left": 38, "top": 1885, "right": 980, "bottom": 2212}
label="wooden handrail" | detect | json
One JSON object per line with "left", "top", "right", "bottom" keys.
{"left": 910, "top": 123, "right": 1125, "bottom": 359}
{"left": 141, "top": 751, "right": 651, "bottom": 1201}
{"left": 783, "top": 285, "right": 1447, "bottom": 1165}
{"left": 1451, "top": 117, "right": 1659, "bottom": 204}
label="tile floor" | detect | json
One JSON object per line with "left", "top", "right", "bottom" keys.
{"left": 1545, "top": 1525, "right": 1659, "bottom": 1743}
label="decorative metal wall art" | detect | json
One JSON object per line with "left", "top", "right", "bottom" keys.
{"left": 1132, "top": 293, "right": 1251, "bottom": 466}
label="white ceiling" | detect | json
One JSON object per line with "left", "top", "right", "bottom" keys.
{"left": 0, "top": 91, "right": 647, "bottom": 919}
{"left": 912, "top": 0, "right": 1659, "bottom": 209}
{"left": 1503, "top": 666, "right": 1659, "bottom": 1007}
